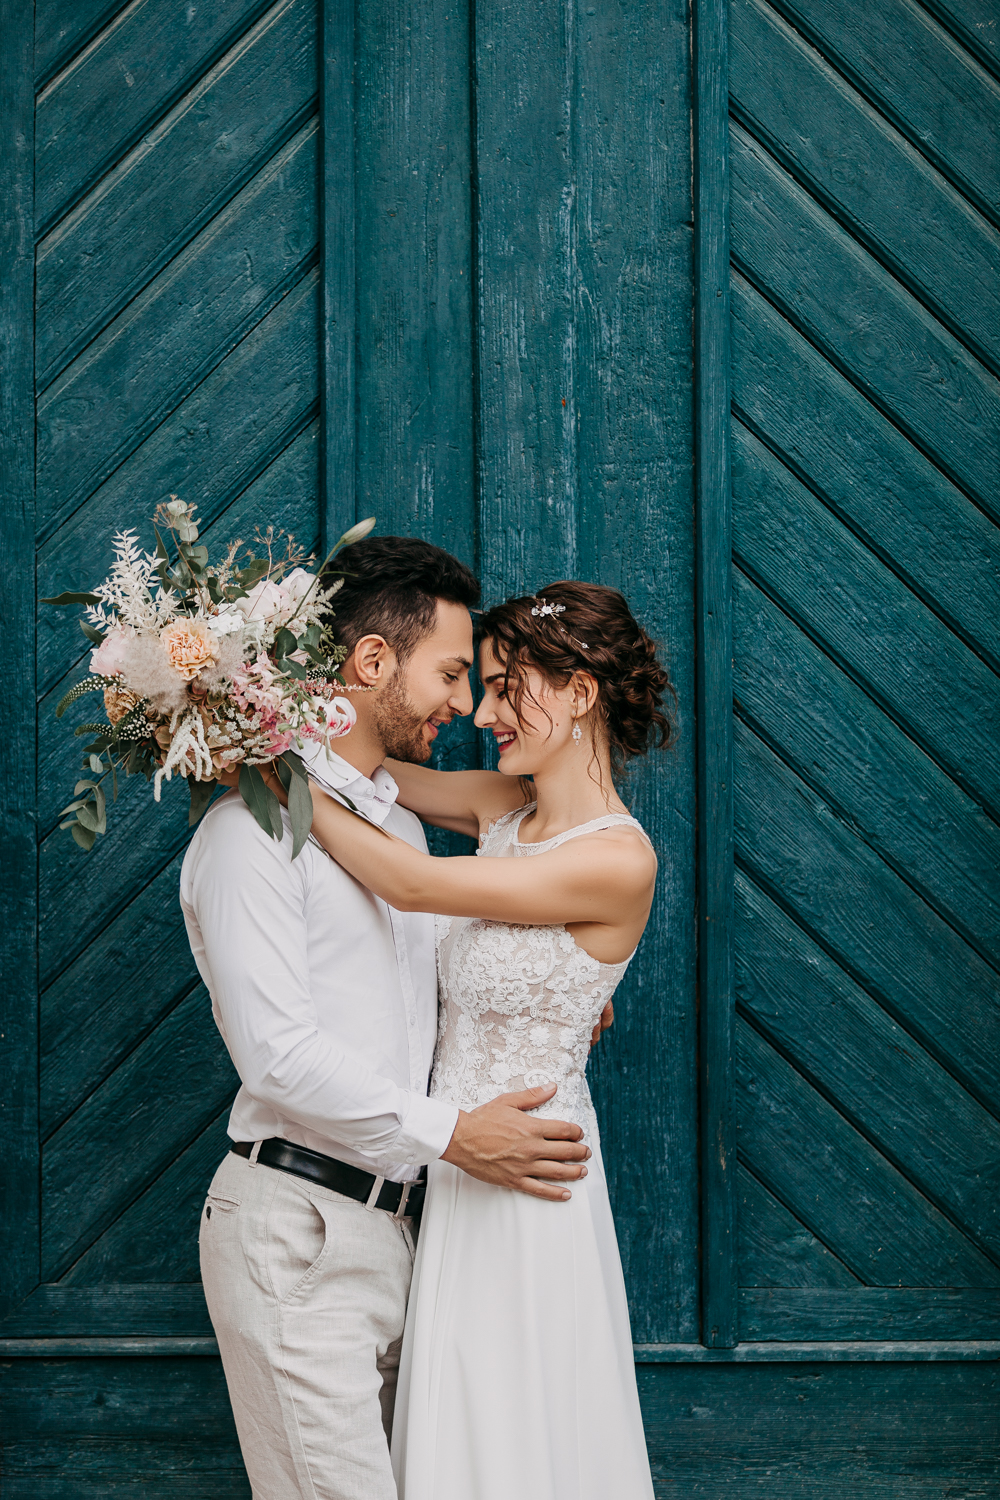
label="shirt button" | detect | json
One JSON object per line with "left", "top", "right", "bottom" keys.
{"left": 409, "top": 1016, "right": 416, "bottom": 1027}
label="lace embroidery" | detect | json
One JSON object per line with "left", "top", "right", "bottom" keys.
{"left": 430, "top": 806, "right": 647, "bottom": 1145}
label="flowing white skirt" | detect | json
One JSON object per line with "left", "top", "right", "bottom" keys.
{"left": 390, "top": 1147, "right": 654, "bottom": 1500}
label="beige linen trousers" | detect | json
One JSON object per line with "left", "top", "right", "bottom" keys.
{"left": 200, "top": 1150, "right": 417, "bottom": 1500}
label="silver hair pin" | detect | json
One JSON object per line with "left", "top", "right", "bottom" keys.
{"left": 530, "top": 596, "right": 589, "bottom": 650}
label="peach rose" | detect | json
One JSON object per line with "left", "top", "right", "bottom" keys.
{"left": 160, "top": 619, "right": 218, "bottom": 681}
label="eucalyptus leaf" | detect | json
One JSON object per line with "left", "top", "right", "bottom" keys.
{"left": 89, "top": 754, "right": 104, "bottom": 773}
{"left": 79, "top": 620, "right": 105, "bottom": 644}
{"left": 188, "top": 776, "right": 217, "bottom": 827}
{"left": 274, "top": 628, "right": 297, "bottom": 658}
{"left": 282, "top": 750, "right": 309, "bottom": 780}
{"left": 74, "top": 780, "right": 98, "bottom": 795}
{"left": 40, "top": 591, "right": 102, "bottom": 606}
{"left": 77, "top": 802, "right": 100, "bottom": 833}
{"left": 286, "top": 764, "right": 314, "bottom": 859}
{"left": 281, "top": 659, "right": 309, "bottom": 681}
{"left": 239, "top": 764, "right": 284, "bottom": 842}
{"left": 71, "top": 823, "right": 96, "bottom": 852}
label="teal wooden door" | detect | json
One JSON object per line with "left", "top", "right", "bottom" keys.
{"left": 728, "top": 0, "right": 1000, "bottom": 1340}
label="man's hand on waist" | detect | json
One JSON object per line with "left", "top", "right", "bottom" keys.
{"left": 440, "top": 1084, "right": 591, "bottom": 1201}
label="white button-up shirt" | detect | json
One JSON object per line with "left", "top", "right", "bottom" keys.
{"left": 180, "top": 748, "right": 459, "bottom": 1183}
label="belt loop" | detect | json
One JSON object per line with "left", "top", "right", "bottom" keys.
{"left": 248, "top": 1140, "right": 263, "bottom": 1168}
{"left": 394, "top": 1182, "right": 412, "bottom": 1221}
{"left": 364, "top": 1175, "right": 385, "bottom": 1211}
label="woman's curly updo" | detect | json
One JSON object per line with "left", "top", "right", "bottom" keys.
{"left": 477, "top": 580, "right": 676, "bottom": 774}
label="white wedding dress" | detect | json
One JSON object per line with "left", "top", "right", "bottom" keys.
{"left": 391, "top": 805, "right": 655, "bottom": 1500}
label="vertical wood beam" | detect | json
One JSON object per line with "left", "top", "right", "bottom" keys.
{"left": 322, "top": 0, "right": 357, "bottom": 543}
{"left": 0, "top": 0, "right": 39, "bottom": 1314}
{"left": 694, "top": 0, "right": 737, "bottom": 1347}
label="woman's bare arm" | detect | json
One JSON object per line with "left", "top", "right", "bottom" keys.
{"left": 307, "top": 783, "right": 656, "bottom": 951}
{"left": 384, "top": 759, "right": 530, "bottom": 839}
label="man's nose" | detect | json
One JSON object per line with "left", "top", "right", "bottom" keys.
{"left": 451, "top": 676, "right": 474, "bottom": 717}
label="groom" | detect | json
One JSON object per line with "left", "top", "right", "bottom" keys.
{"left": 181, "top": 537, "right": 594, "bottom": 1500}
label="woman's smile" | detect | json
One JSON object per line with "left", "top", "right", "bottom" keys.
{"left": 493, "top": 729, "right": 518, "bottom": 752}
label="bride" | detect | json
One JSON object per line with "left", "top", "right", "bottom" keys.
{"left": 281, "top": 579, "right": 672, "bottom": 1500}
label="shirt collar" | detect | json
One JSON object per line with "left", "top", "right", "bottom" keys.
{"left": 298, "top": 742, "right": 400, "bottom": 827}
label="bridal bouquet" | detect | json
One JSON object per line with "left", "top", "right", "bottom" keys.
{"left": 45, "top": 499, "right": 375, "bottom": 858}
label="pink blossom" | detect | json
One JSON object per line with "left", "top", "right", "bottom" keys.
{"left": 90, "top": 628, "right": 134, "bottom": 677}
{"left": 235, "top": 579, "right": 291, "bottom": 623}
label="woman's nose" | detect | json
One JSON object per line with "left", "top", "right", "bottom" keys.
{"left": 474, "top": 698, "right": 494, "bottom": 728}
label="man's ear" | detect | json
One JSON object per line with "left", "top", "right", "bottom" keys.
{"left": 350, "top": 634, "right": 395, "bottom": 687}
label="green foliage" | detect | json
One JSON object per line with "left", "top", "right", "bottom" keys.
{"left": 39, "top": 590, "right": 102, "bottom": 606}
{"left": 55, "top": 676, "right": 117, "bottom": 718}
{"left": 276, "top": 751, "right": 313, "bottom": 858}
{"left": 188, "top": 776, "right": 218, "bottom": 828}
{"left": 239, "top": 763, "right": 284, "bottom": 842}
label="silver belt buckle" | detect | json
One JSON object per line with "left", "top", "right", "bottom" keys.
{"left": 393, "top": 1181, "right": 412, "bottom": 1220}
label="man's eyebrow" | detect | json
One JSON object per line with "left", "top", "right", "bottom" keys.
{"left": 441, "top": 654, "right": 473, "bottom": 669}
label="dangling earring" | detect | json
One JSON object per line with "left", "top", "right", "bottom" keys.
{"left": 572, "top": 719, "right": 583, "bottom": 744}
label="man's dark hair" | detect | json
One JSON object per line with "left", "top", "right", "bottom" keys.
{"left": 321, "top": 535, "right": 480, "bottom": 662}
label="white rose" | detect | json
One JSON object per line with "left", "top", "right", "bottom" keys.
{"left": 205, "top": 607, "right": 246, "bottom": 637}
{"left": 235, "top": 579, "right": 290, "bottom": 622}
{"left": 283, "top": 568, "right": 316, "bottom": 603}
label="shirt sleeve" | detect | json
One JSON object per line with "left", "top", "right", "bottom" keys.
{"left": 180, "top": 798, "right": 458, "bottom": 1173}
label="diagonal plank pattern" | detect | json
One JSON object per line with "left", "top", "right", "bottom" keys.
{"left": 33, "top": 0, "right": 320, "bottom": 1286}
{"left": 730, "top": 0, "right": 1000, "bottom": 1337}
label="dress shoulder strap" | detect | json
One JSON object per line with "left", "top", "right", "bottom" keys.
{"left": 478, "top": 803, "right": 535, "bottom": 855}
{"left": 521, "top": 811, "right": 654, "bottom": 854}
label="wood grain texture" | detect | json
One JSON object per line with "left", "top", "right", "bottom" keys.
{"left": 694, "top": 0, "right": 737, "bottom": 1348}
{"left": 740, "top": 1164, "right": 857, "bottom": 1296}
{"left": 738, "top": 1166, "right": 860, "bottom": 1288}
{"left": 35, "top": 0, "right": 273, "bottom": 234}
{"left": 37, "top": 121, "right": 319, "bottom": 530}
{"left": 770, "top": 0, "right": 1000, "bottom": 223}
{"left": 920, "top": 0, "right": 1000, "bottom": 77}
{"left": 637, "top": 1358, "right": 1000, "bottom": 1496}
{"left": 41, "top": 987, "right": 240, "bottom": 1277}
{"left": 730, "top": 124, "right": 1000, "bottom": 515}
{"left": 733, "top": 565, "right": 1000, "bottom": 971}
{"left": 0, "top": 0, "right": 38, "bottom": 1317}
{"left": 734, "top": 719, "right": 1000, "bottom": 1113}
{"left": 731, "top": 275, "right": 1000, "bottom": 673}
{"left": 353, "top": 0, "right": 473, "bottom": 544}
{"left": 732, "top": 422, "right": 1000, "bottom": 821}
{"left": 736, "top": 1019, "right": 996, "bottom": 1286}
{"left": 471, "top": 0, "right": 698, "bottom": 1343}
{"left": 0, "top": 1287, "right": 213, "bottom": 1338}
{"left": 37, "top": 268, "right": 320, "bottom": 701}
{"left": 34, "top": 0, "right": 129, "bottom": 88}
{"left": 736, "top": 873, "right": 1000, "bottom": 1260}
{"left": 740, "top": 1288, "right": 1000, "bottom": 1341}
{"left": 731, "top": 0, "right": 1000, "bottom": 370}
{"left": 320, "top": 0, "right": 354, "bottom": 542}
{"left": 35, "top": 0, "right": 318, "bottom": 400}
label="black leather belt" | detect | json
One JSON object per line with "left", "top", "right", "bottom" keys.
{"left": 230, "top": 1138, "right": 426, "bottom": 1217}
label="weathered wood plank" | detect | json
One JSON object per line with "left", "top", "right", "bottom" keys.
{"left": 62, "top": 1112, "right": 231, "bottom": 1284}
{"left": 41, "top": 987, "right": 239, "bottom": 1278}
{"left": 740, "top": 1288, "right": 1000, "bottom": 1340}
{"left": 37, "top": 120, "right": 319, "bottom": 528}
{"left": 771, "top": 0, "right": 1000, "bottom": 223}
{"left": 734, "top": 719, "right": 1000, "bottom": 1113}
{"left": 921, "top": 0, "right": 1000, "bottom": 76}
{"left": 572, "top": 0, "right": 700, "bottom": 1346}
{"left": 320, "top": 0, "right": 354, "bottom": 542}
{"left": 37, "top": 270, "right": 319, "bottom": 702}
{"left": 35, "top": 0, "right": 318, "bottom": 397}
{"left": 37, "top": 418, "right": 320, "bottom": 811}
{"left": 736, "top": 872, "right": 1000, "bottom": 1258}
{"left": 732, "top": 422, "right": 1000, "bottom": 821}
{"left": 731, "top": 275, "right": 1000, "bottom": 672}
{"left": 733, "top": 565, "right": 1000, "bottom": 968}
{"left": 473, "top": 0, "right": 578, "bottom": 597}
{"left": 635, "top": 1340, "right": 1000, "bottom": 1359}
{"left": 738, "top": 1166, "right": 859, "bottom": 1288}
{"left": 692, "top": 0, "right": 736, "bottom": 1348}
{"left": 731, "top": 0, "right": 1000, "bottom": 369}
{"left": 34, "top": 0, "right": 126, "bottom": 89}
{"left": 636, "top": 1358, "right": 1000, "bottom": 1496}
{"left": 0, "top": 0, "right": 39, "bottom": 1319}
{"left": 0, "top": 1287, "right": 213, "bottom": 1338}
{"left": 35, "top": 0, "right": 272, "bottom": 233}
{"left": 353, "top": 0, "right": 473, "bottom": 544}
{"left": 736, "top": 1019, "right": 996, "bottom": 1285}
{"left": 730, "top": 124, "right": 1000, "bottom": 515}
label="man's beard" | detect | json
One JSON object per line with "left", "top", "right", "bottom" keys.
{"left": 370, "top": 666, "right": 433, "bottom": 764}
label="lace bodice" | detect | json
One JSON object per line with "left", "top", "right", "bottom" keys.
{"left": 429, "top": 804, "right": 651, "bottom": 1144}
